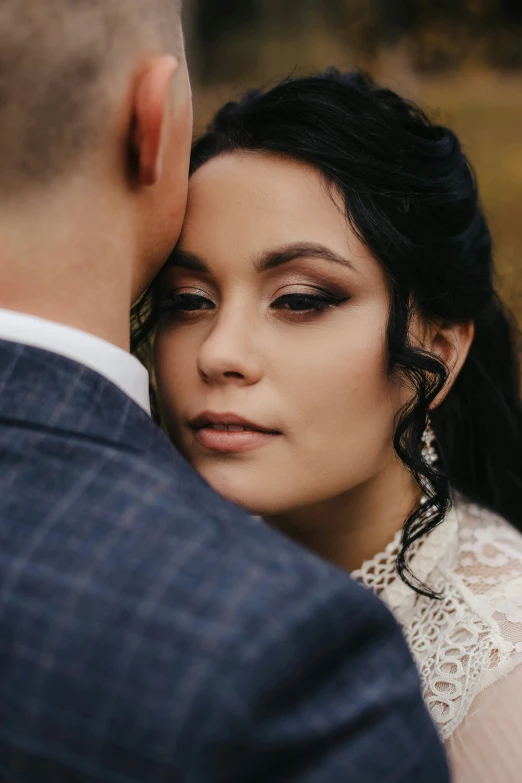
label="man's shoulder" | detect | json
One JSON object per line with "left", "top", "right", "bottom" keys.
{"left": 72, "top": 435, "right": 385, "bottom": 620}
{"left": 2, "top": 417, "right": 397, "bottom": 666}
{"left": 1, "top": 403, "right": 445, "bottom": 781}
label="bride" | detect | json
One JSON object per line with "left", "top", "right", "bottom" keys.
{"left": 133, "top": 70, "right": 522, "bottom": 781}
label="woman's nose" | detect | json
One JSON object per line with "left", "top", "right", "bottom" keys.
{"left": 197, "top": 309, "right": 264, "bottom": 386}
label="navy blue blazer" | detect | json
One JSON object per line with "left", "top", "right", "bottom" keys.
{"left": 0, "top": 339, "right": 449, "bottom": 782}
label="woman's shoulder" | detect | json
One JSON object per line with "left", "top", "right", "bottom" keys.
{"left": 354, "top": 498, "right": 522, "bottom": 740}
{"left": 454, "top": 498, "right": 522, "bottom": 609}
{"left": 453, "top": 499, "right": 522, "bottom": 679}
{"left": 403, "top": 498, "right": 522, "bottom": 740}
{"left": 441, "top": 502, "right": 522, "bottom": 775}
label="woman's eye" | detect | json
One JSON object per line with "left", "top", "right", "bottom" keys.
{"left": 159, "top": 292, "right": 215, "bottom": 316}
{"left": 272, "top": 293, "right": 347, "bottom": 313}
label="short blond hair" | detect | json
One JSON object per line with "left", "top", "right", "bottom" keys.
{"left": 0, "top": 0, "right": 182, "bottom": 196}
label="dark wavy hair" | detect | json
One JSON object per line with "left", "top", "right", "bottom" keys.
{"left": 132, "top": 69, "right": 522, "bottom": 596}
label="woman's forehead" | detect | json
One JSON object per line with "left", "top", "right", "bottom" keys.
{"left": 182, "top": 153, "right": 353, "bottom": 255}
{"left": 188, "top": 152, "right": 341, "bottom": 215}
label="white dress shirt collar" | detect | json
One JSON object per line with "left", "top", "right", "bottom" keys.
{"left": 0, "top": 308, "right": 151, "bottom": 414}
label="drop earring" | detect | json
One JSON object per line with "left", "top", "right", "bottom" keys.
{"left": 421, "top": 418, "right": 439, "bottom": 466}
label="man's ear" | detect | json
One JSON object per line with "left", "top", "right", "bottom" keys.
{"left": 428, "top": 321, "right": 475, "bottom": 409}
{"left": 129, "top": 55, "right": 180, "bottom": 186}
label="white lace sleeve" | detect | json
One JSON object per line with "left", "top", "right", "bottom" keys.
{"left": 446, "top": 665, "right": 522, "bottom": 783}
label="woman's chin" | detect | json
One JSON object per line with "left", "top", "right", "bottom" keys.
{"left": 188, "top": 456, "right": 330, "bottom": 519}
{"left": 198, "top": 471, "right": 285, "bottom": 517}
{"left": 209, "top": 485, "right": 279, "bottom": 517}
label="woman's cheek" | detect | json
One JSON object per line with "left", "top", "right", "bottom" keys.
{"left": 293, "top": 331, "right": 393, "bottom": 463}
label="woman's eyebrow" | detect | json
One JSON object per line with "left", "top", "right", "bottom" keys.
{"left": 254, "top": 242, "right": 358, "bottom": 272}
{"left": 167, "top": 249, "right": 209, "bottom": 272}
{"left": 166, "top": 243, "right": 358, "bottom": 274}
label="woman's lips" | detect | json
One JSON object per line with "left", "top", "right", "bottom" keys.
{"left": 189, "top": 412, "right": 281, "bottom": 454}
{"left": 193, "top": 426, "right": 280, "bottom": 454}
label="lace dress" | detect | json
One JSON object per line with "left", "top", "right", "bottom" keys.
{"left": 353, "top": 498, "right": 522, "bottom": 782}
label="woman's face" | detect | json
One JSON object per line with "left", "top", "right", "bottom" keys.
{"left": 154, "top": 151, "right": 406, "bottom": 515}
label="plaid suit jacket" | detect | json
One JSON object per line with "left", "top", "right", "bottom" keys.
{"left": 0, "top": 340, "right": 450, "bottom": 783}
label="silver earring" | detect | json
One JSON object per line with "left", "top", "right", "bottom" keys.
{"left": 421, "top": 418, "right": 439, "bottom": 466}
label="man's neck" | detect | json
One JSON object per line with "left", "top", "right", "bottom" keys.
{"left": 0, "top": 187, "right": 136, "bottom": 351}
{"left": 1, "top": 287, "right": 133, "bottom": 352}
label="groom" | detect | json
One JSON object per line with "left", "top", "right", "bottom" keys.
{"left": 0, "top": 3, "right": 449, "bottom": 781}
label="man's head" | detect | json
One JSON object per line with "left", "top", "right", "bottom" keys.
{"left": 0, "top": 0, "right": 192, "bottom": 299}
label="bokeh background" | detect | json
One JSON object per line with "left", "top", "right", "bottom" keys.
{"left": 182, "top": 0, "right": 522, "bottom": 328}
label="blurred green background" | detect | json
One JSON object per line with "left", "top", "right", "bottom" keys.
{"left": 182, "top": 0, "right": 522, "bottom": 327}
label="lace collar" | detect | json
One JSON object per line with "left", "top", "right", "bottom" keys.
{"left": 352, "top": 503, "right": 460, "bottom": 619}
